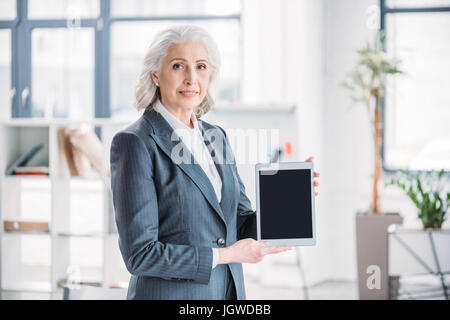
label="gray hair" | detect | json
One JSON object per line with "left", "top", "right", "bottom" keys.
{"left": 135, "top": 25, "right": 221, "bottom": 118}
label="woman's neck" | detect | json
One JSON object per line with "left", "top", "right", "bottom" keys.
{"left": 160, "top": 99, "right": 194, "bottom": 128}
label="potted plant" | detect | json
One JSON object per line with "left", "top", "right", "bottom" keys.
{"left": 386, "top": 169, "right": 449, "bottom": 299}
{"left": 341, "top": 31, "right": 404, "bottom": 299}
{"left": 342, "top": 31, "right": 403, "bottom": 214}
{"left": 387, "top": 169, "right": 449, "bottom": 229}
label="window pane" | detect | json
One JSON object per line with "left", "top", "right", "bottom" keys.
{"left": 385, "top": 13, "right": 450, "bottom": 170}
{"left": 386, "top": 0, "right": 450, "bottom": 8}
{"left": 32, "top": 28, "right": 94, "bottom": 119}
{"left": 111, "top": 0, "right": 241, "bottom": 17}
{"left": 28, "top": 0, "right": 100, "bottom": 19}
{"left": 110, "top": 20, "right": 241, "bottom": 119}
{"left": 0, "top": 0, "right": 16, "bottom": 20}
{"left": 0, "top": 30, "right": 11, "bottom": 119}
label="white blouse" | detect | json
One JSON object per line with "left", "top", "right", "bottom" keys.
{"left": 155, "top": 99, "right": 222, "bottom": 203}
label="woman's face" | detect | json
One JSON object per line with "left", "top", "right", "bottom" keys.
{"left": 152, "top": 40, "right": 211, "bottom": 112}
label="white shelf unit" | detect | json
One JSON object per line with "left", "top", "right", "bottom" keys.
{"left": 0, "top": 119, "right": 132, "bottom": 295}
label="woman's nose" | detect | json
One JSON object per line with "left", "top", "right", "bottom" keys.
{"left": 184, "top": 68, "right": 197, "bottom": 85}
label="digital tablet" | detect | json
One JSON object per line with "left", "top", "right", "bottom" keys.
{"left": 255, "top": 162, "right": 316, "bottom": 246}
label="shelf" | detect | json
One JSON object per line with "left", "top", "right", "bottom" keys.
{"left": 1, "top": 282, "right": 52, "bottom": 293}
{"left": 4, "top": 175, "right": 50, "bottom": 180}
{"left": 51, "top": 174, "right": 105, "bottom": 181}
{"left": 0, "top": 118, "right": 133, "bottom": 127}
{"left": 389, "top": 226, "right": 450, "bottom": 234}
{"left": 54, "top": 232, "right": 111, "bottom": 238}
{"left": 1, "top": 231, "right": 117, "bottom": 238}
{"left": 0, "top": 120, "right": 127, "bottom": 293}
{"left": 0, "top": 119, "right": 55, "bottom": 127}
{"left": 2, "top": 231, "right": 50, "bottom": 236}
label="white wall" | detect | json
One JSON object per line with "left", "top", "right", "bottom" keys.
{"left": 322, "top": 0, "right": 379, "bottom": 281}
{"left": 283, "top": 0, "right": 330, "bottom": 286}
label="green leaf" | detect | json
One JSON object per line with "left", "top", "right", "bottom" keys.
{"left": 407, "top": 186, "right": 420, "bottom": 208}
{"left": 417, "top": 177, "right": 425, "bottom": 198}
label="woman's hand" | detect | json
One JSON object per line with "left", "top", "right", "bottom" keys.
{"left": 218, "top": 238, "right": 292, "bottom": 264}
{"left": 305, "top": 156, "right": 320, "bottom": 196}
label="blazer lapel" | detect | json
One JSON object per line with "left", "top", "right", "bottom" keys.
{"left": 144, "top": 108, "right": 227, "bottom": 225}
{"left": 198, "top": 120, "right": 235, "bottom": 220}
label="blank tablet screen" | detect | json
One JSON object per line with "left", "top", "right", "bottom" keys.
{"left": 259, "top": 169, "right": 313, "bottom": 239}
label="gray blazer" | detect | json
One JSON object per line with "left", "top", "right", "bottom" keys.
{"left": 110, "top": 107, "right": 256, "bottom": 300}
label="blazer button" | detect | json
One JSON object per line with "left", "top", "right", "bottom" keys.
{"left": 217, "top": 237, "right": 226, "bottom": 246}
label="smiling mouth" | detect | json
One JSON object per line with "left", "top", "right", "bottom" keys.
{"left": 179, "top": 90, "right": 199, "bottom": 97}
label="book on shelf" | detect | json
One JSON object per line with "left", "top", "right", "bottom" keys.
{"left": 109, "top": 283, "right": 129, "bottom": 289}
{"left": 57, "top": 124, "right": 108, "bottom": 177}
{"left": 3, "top": 219, "right": 50, "bottom": 233}
{"left": 13, "top": 172, "right": 48, "bottom": 176}
{"left": 13, "top": 166, "right": 49, "bottom": 175}
{"left": 58, "top": 128, "right": 91, "bottom": 177}
{"left": 5, "top": 144, "right": 45, "bottom": 176}
{"left": 57, "top": 278, "right": 102, "bottom": 288}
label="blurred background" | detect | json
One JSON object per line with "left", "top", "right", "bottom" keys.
{"left": 0, "top": 0, "right": 449, "bottom": 300}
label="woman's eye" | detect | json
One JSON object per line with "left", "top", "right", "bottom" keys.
{"left": 172, "top": 63, "right": 183, "bottom": 69}
{"left": 198, "top": 64, "right": 207, "bottom": 70}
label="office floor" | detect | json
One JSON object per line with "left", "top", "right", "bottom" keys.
{"left": 0, "top": 279, "right": 358, "bottom": 300}
{"left": 245, "top": 278, "right": 357, "bottom": 300}
{"left": 2, "top": 278, "right": 449, "bottom": 300}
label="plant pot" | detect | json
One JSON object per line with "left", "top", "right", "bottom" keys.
{"left": 355, "top": 212, "right": 403, "bottom": 300}
{"left": 422, "top": 222, "right": 443, "bottom": 229}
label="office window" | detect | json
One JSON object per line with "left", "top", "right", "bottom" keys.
{"left": 386, "top": 0, "right": 450, "bottom": 8}
{"left": 31, "top": 28, "right": 94, "bottom": 119}
{"left": 110, "top": 0, "right": 241, "bottom": 17}
{"left": 28, "top": 0, "right": 100, "bottom": 19}
{"left": 384, "top": 11, "right": 450, "bottom": 171}
{"left": 0, "top": 30, "right": 11, "bottom": 115}
{"left": 8, "top": 0, "right": 242, "bottom": 119}
{"left": 110, "top": 19, "right": 241, "bottom": 119}
{"left": 0, "top": 0, "right": 16, "bottom": 20}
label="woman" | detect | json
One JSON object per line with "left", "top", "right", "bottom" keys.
{"left": 110, "top": 25, "right": 319, "bottom": 300}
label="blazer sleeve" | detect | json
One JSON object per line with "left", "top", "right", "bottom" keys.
{"left": 216, "top": 126, "right": 257, "bottom": 240}
{"left": 110, "top": 131, "right": 213, "bottom": 284}
{"left": 234, "top": 169, "right": 257, "bottom": 240}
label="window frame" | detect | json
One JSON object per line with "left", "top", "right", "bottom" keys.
{"left": 9, "top": 0, "right": 242, "bottom": 119}
{"left": 379, "top": 0, "right": 450, "bottom": 174}
{"left": 0, "top": 1, "right": 17, "bottom": 118}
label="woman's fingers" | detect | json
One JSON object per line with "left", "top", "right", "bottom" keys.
{"left": 305, "top": 156, "right": 320, "bottom": 182}
{"left": 313, "top": 171, "right": 319, "bottom": 197}
{"left": 305, "top": 157, "right": 320, "bottom": 180}
{"left": 261, "top": 245, "right": 292, "bottom": 255}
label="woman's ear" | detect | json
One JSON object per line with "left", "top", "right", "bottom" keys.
{"left": 151, "top": 72, "right": 159, "bottom": 87}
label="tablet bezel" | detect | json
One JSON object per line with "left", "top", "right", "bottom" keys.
{"left": 255, "top": 161, "right": 316, "bottom": 246}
